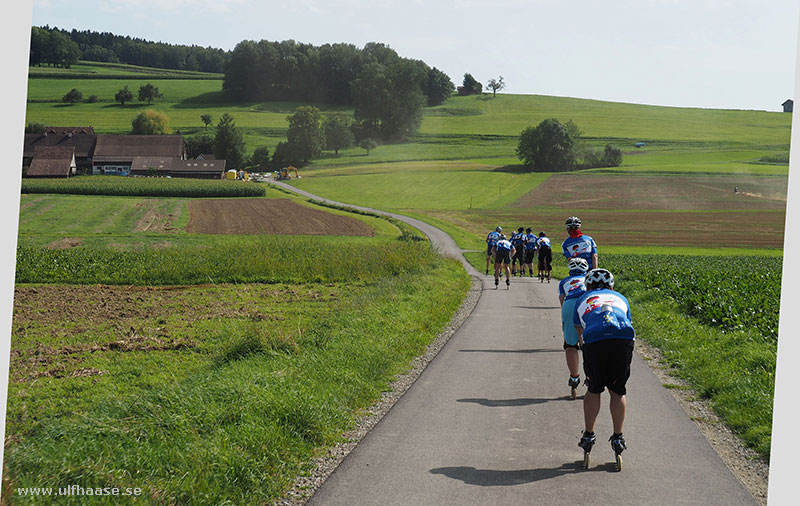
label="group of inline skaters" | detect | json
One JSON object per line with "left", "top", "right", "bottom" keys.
{"left": 486, "top": 216, "right": 635, "bottom": 470}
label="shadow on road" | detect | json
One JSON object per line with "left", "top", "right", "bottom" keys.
{"left": 512, "top": 306, "right": 562, "bottom": 310}
{"left": 429, "top": 461, "right": 619, "bottom": 486}
{"left": 459, "top": 348, "right": 561, "bottom": 354}
{"left": 457, "top": 397, "right": 576, "bottom": 407}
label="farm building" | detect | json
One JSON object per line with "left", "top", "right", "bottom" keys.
{"left": 130, "top": 156, "right": 226, "bottom": 179}
{"left": 92, "top": 135, "right": 187, "bottom": 176}
{"left": 26, "top": 146, "right": 77, "bottom": 178}
{"left": 23, "top": 130, "right": 96, "bottom": 172}
{"left": 783, "top": 99, "right": 793, "bottom": 112}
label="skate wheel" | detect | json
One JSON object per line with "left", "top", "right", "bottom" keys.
{"left": 615, "top": 453, "right": 622, "bottom": 471}
{"left": 583, "top": 451, "right": 590, "bottom": 469}
{"left": 571, "top": 387, "right": 577, "bottom": 400}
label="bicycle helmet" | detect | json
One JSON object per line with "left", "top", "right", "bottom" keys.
{"left": 565, "top": 216, "right": 582, "bottom": 229}
{"left": 496, "top": 226, "right": 502, "bottom": 232}
{"left": 517, "top": 227, "right": 524, "bottom": 232}
{"left": 584, "top": 268, "right": 614, "bottom": 290}
{"left": 567, "top": 258, "right": 589, "bottom": 274}
{"left": 538, "top": 231, "right": 546, "bottom": 237}
{"left": 525, "top": 227, "right": 532, "bottom": 233}
{"left": 500, "top": 234, "right": 507, "bottom": 240}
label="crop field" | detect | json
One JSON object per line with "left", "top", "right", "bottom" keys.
{"left": 22, "top": 176, "right": 266, "bottom": 198}
{"left": 515, "top": 173, "right": 788, "bottom": 211}
{"left": 185, "top": 198, "right": 375, "bottom": 236}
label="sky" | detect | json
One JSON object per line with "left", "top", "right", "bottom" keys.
{"left": 28, "top": 0, "right": 800, "bottom": 111}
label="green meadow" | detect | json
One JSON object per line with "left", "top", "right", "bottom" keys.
{"left": 12, "top": 60, "right": 790, "bottom": 500}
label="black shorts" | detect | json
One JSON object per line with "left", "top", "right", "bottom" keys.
{"left": 524, "top": 249, "right": 536, "bottom": 264}
{"left": 512, "top": 248, "right": 524, "bottom": 262}
{"left": 495, "top": 249, "right": 511, "bottom": 264}
{"left": 487, "top": 244, "right": 494, "bottom": 256}
{"left": 537, "top": 246, "right": 552, "bottom": 270}
{"left": 563, "top": 341, "right": 580, "bottom": 350}
{"left": 582, "top": 339, "right": 634, "bottom": 395}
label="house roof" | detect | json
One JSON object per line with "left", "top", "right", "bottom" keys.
{"left": 130, "top": 157, "right": 226, "bottom": 173}
{"left": 173, "top": 159, "right": 226, "bottom": 173}
{"left": 93, "top": 135, "right": 186, "bottom": 163}
{"left": 24, "top": 132, "right": 97, "bottom": 158}
{"left": 27, "top": 146, "right": 75, "bottom": 177}
{"left": 783, "top": 99, "right": 794, "bottom": 106}
{"left": 44, "top": 126, "right": 95, "bottom": 135}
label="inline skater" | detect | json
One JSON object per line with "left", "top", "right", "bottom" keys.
{"left": 561, "top": 216, "right": 598, "bottom": 270}
{"left": 523, "top": 227, "right": 538, "bottom": 277}
{"left": 510, "top": 227, "right": 526, "bottom": 276}
{"left": 486, "top": 226, "right": 502, "bottom": 275}
{"left": 536, "top": 232, "right": 552, "bottom": 282}
{"left": 573, "top": 269, "right": 635, "bottom": 471}
{"left": 491, "top": 234, "right": 515, "bottom": 289}
{"left": 558, "top": 257, "right": 589, "bottom": 399}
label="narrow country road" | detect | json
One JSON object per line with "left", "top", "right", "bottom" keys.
{"left": 273, "top": 181, "right": 756, "bottom": 506}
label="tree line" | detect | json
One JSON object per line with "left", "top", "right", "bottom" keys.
{"left": 29, "top": 26, "right": 228, "bottom": 73}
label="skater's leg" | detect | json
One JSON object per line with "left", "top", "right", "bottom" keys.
{"left": 583, "top": 391, "right": 601, "bottom": 433}
{"left": 609, "top": 391, "right": 627, "bottom": 434}
{"left": 566, "top": 347, "right": 580, "bottom": 377}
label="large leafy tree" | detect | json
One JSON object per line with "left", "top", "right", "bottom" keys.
{"left": 426, "top": 67, "right": 455, "bottom": 106}
{"left": 351, "top": 59, "right": 426, "bottom": 141}
{"left": 486, "top": 76, "right": 505, "bottom": 97}
{"left": 138, "top": 83, "right": 163, "bottom": 105}
{"left": 249, "top": 146, "right": 271, "bottom": 169}
{"left": 286, "top": 106, "right": 325, "bottom": 163}
{"left": 62, "top": 88, "right": 83, "bottom": 104}
{"left": 462, "top": 73, "right": 482, "bottom": 94}
{"left": 323, "top": 113, "right": 355, "bottom": 155}
{"left": 214, "top": 113, "right": 246, "bottom": 169}
{"left": 131, "top": 109, "right": 172, "bottom": 135}
{"left": 516, "top": 118, "right": 576, "bottom": 172}
{"left": 115, "top": 86, "right": 134, "bottom": 105}
{"left": 185, "top": 134, "right": 215, "bottom": 159}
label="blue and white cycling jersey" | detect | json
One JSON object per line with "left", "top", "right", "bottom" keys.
{"left": 495, "top": 239, "right": 513, "bottom": 252}
{"left": 537, "top": 236, "right": 551, "bottom": 249}
{"left": 511, "top": 232, "right": 525, "bottom": 249}
{"left": 573, "top": 288, "right": 635, "bottom": 344}
{"left": 558, "top": 274, "right": 587, "bottom": 301}
{"left": 486, "top": 231, "right": 500, "bottom": 246}
{"left": 525, "top": 233, "right": 538, "bottom": 250}
{"left": 562, "top": 235, "right": 596, "bottom": 266}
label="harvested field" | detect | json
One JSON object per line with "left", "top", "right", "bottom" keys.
{"left": 515, "top": 174, "right": 788, "bottom": 211}
{"left": 186, "top": 198, "right": 374, "bottom": 236}
{"left": 433, "top": 209, "right": 786, "bottom": 249}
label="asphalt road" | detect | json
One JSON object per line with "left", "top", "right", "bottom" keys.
{"left": 273, "top": 181, "right": 756, "bottom": 506}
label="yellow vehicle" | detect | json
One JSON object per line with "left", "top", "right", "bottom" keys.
{"left": 276, "top": 166, "right": 299, "bottom": 180}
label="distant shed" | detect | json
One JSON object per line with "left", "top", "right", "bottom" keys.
{"left": 783, "top": 99, "right": 793, "bottom": 112}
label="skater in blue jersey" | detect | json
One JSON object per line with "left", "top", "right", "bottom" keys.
{"left": 510, "top": 227, "right": 526, "bottom": 276}
{"left": 486, "top": 226, "right": 502, "bottom": 275}
{"left": 573, "top": 269, "right": 634, "bottom": 470}
{"left": 558, "top": 257, "right": 589, "bottom": 399}
{"left": 561, "top": 216, "right": 598, "bottom": 270}
{"left": 536, "top": 232, "right": 552, "bottom": 282}
{"left": 491, "top": 234, "right": 515, "bottom": 289}
{"left": 523, "top": 227, "right": 537, "bottom": 277}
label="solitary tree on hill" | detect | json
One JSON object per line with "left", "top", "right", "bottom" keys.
{"left": 486, "top": 76, "right": 505, "bottom": 97}
{"left": 138, "top": 83, "right": 163, "bottom": 105}
{"left": 115, "top": 86, "right": 134, "bottom": 105}
{"left": 201, "top": 114, "right": 213, "bottom": 128}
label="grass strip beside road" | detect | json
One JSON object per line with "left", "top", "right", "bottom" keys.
{"left": 5, "top": 251, "right": 471, "bottom": 504}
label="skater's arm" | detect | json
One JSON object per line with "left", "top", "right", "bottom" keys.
{"left": 559, "top": 294, "right": 565, "bottom": 306}
{"left": 576, "top": 326, "right": 584, "bottom": 347}
{"left": 592, "top": 253, "right": 598, "bottom": 270}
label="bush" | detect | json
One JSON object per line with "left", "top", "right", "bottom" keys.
{"left": 131, "top": 109, "right": 172, "bottom": 135}
{"left": 62, "top": 88, "right": 82, "bottom": 104}
{"left": 516, "top": 118, "right": 575, "bottom": 171}
{"left": 87, "top": 95, "right": 99, "bottom": 103}
{"left": 602, "top": 144, "right": 623, "bottom": 167}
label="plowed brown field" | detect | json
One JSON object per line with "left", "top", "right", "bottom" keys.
{"left": 185, "top": 198, "right": 374, "bottom": 236}
{"left": 515, "top": 174, "right": 788, "bottom": 211}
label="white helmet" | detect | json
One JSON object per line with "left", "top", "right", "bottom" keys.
{"left": 585, "top": 268, "right": 614, "bottom": 289}
{"left": 496, "top": 226, "right": 502, "bottom": 232}
{"left": 567, "top": 258, "right": 589, "bottom": 273}
{"left": 565, "top": 216, "right": 582, "bottom": 229}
